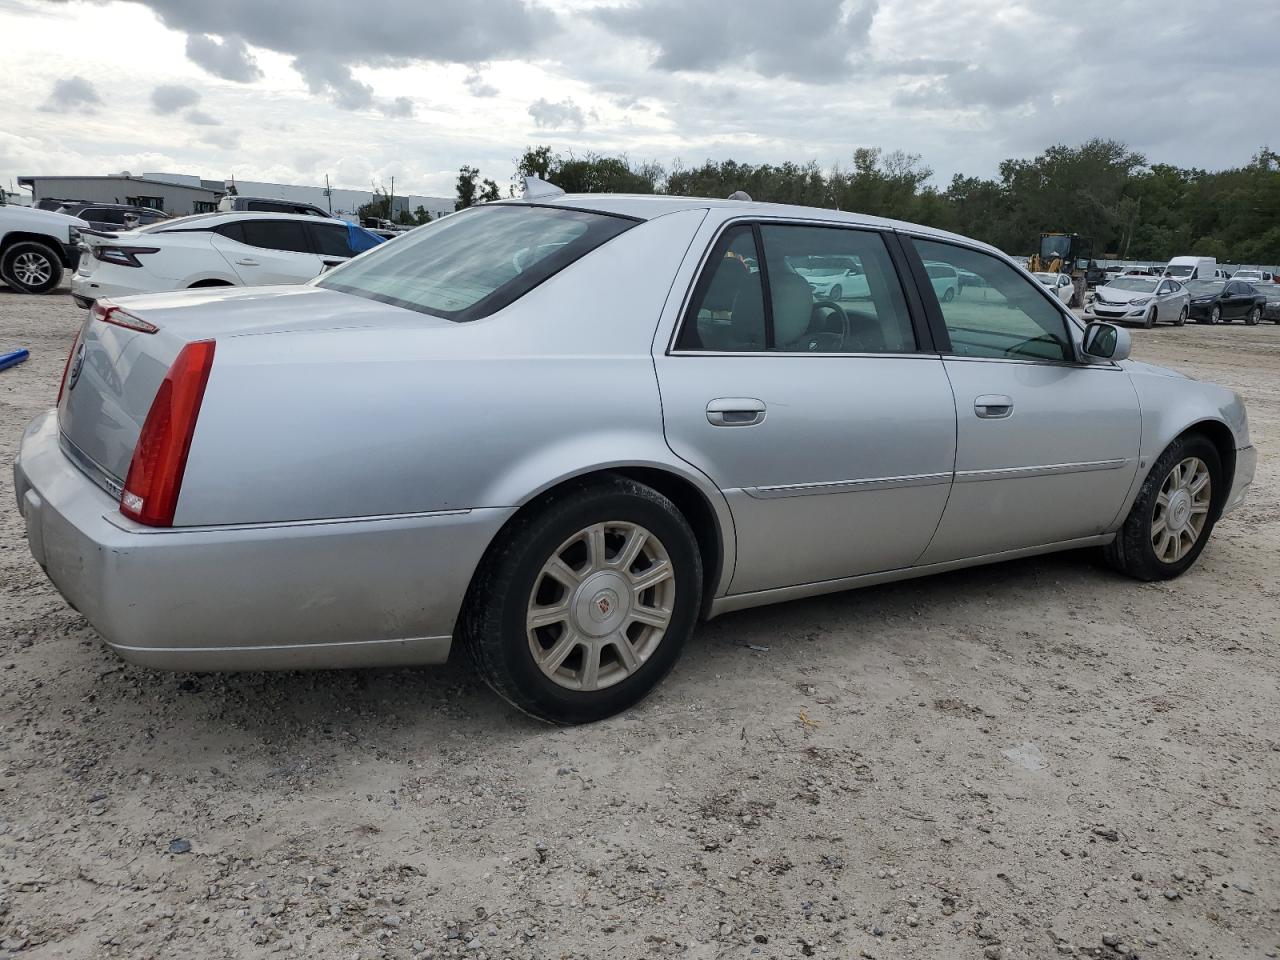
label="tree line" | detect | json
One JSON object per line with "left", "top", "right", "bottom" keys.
{"left": 447, "top": 140, "right": 1280, "bottom": 264}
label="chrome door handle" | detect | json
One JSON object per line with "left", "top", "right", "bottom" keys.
{"left": 974, "top": 394, "right": 1013, "bottom": 419}
{"left": 706, "top": 398, "right": 766, "bottom": 427}
{"left": 235, "top": 258, "right": 259, "bottom": 266}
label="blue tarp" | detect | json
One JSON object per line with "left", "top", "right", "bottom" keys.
{"left": 347, "top": 223, "right": 386, "bottom": 253}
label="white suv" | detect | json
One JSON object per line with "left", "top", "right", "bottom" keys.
{"left": 71, "top": 212, "right": 384, "bottom": 307}
{"left": 0, "top": 205, "right": 90, "bottom": 294}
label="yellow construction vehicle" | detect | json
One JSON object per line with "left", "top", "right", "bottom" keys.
{"left": 1027, "top": 232, "right": 1094, "bottom": 307}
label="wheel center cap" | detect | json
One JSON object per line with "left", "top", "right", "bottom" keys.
{"left": 573, "top": 571, "right": 630, "bottom": 637}
{"left": 1168, "top": 490, "right": 1192, "bottom": 530}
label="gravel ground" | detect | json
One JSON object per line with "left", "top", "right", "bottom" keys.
{"left": 0, "top": 285, "right": 1277, "bottom": 960}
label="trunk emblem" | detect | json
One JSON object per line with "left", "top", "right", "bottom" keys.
{"left": 67, "top": 343, "right": 86, "bottom": 391}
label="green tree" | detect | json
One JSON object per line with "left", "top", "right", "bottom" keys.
{"left": 455, "top": 165, "right": 480, "bottom": 210}
{"left": 412, "top": 204, "right": 431, "bottom": 225}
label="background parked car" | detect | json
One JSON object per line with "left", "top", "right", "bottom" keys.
{"left": 54, "top": 201, "right": 168, "bottom": 233}
{"left": 1231, "top": 269, "right": 1275, "bottom": 284}
{"left": 790, "top": 255, "right": 869, "bottom": 300}
{"left": 0, "top": 204, "right": 88, "bottom": 294}
{"left": 1256, "top": 284, "right": 1280, "bottom": 323}
{"left": 1034, "top": 271, "right": 1075, "bottom": 304}
{"left": 923, "top": 260, "right": 960, "bottom": 301}
{"left": 1185, "top": 279, "right": 1268, "bottom": 324}
{"left": 71, "top": 211, "right": 384, "bottom": 307}
{"left": 1086, "top": 275, "right": 1189, "bottom": 327}
{"left": 218, "top": 195, "right": 334, "bottom": 217}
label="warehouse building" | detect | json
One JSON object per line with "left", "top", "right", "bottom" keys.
{"left": 16, "top": 174, "right": 224, "bottom": 215}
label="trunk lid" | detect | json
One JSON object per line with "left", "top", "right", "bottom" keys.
{"left": 57, "top": 285, "right": 447, "bottom": 486}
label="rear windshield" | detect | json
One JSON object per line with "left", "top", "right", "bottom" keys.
{"left": 1186, "top": 280, "right": 1225, "bottom": 295}
{"left": 316, "top": 204, "right": 637, "bottom": 321}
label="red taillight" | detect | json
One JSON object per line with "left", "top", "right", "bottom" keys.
{"left": 56, "top": 335, "right": 80, "bottom": 404}
{"left": 120, "top": 340, "right": 216, "bottom": 527}
{"left": 91, "top": 299, "right": 158, "bottom": 334}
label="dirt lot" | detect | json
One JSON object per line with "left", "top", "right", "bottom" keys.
{"left": 0, "top": 285, "right": 1276, "bottom": 960}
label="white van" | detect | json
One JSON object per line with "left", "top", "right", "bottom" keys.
{"left": 1163, "top": 256, "right": 1217, "bottom": 283}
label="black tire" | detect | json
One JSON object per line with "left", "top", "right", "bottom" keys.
{"left": 1, "top": 241, "right": 63, "bottom": 294}
{"left": 1176, "top": 305, "right": 1187, "bottom": 326}
{"left": 1104, "top": 433, "right": 1223, "bottom": 582}
{"left": 1245, "top": 306, "right": 1261, "bottom": 326}
{"left": 942, "top": 286, "right": 955, "bottom": 302}
{"left": 459, "top": 475, "right": 703, "bottom": 724}
{"left": 1143, "top": 307, "right": 1155, "bottom": 329}
{"left": 830, "top": 284, "right": 842, "bottom": 301}
{"left": 1210, "top": 305, "right": 1221, "bottom": 324}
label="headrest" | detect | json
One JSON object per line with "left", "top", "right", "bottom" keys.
{"left": 770, "top": 271, "right": 813, "bottom": 346}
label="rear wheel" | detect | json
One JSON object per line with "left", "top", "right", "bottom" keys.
{"left": 1, "top": 241, "right": 63, "bottom": 294}
{"left": 460, "top": 476, "right": 703, "bottom": 724}
{"left": 1104, "top": 433, "right": 1222, "bottom": 581}
{"left": 1176, "top": 305, "right": 1187, "bottom": 326}
{"left": 1245, "top": 305, "right": 1261, "bottom": 326}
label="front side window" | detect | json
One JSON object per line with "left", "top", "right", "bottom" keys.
{"left": 676, "top": 222, "right": 916, "bottom": 353}
{"left": 238, "top": 220, "right": 312, "bottom": 253}
{"left": 317, "top": 204, "right": 636, "bottom": 322}
{"left": 311, "top": 223, "right": 353, "bottom": 258}
{"left": 913, "top": 238, "right": 1073, "bottom": 362}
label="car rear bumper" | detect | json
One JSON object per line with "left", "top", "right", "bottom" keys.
{"left": 14, "top": 410, "right": 510, "bottom": 671}
{"left": 69, "top": 271, "right": 155, "bottom": 306}
{"left": 1223, "top": 444, "right": 1256, "bottom": 516}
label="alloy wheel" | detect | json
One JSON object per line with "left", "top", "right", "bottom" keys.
{"left": 1210, "top": 306, "right": 1221, "bottom": 324}
{"left": 526, "top": 521, "right": 676, "bottom": 691}
{"left": 13, "top": 252, "right": 53, "bottom": 287}
{"left": 1151, "top": 457, "right": 1211, "bottom": 564}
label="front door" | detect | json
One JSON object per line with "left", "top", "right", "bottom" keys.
{"left": 655, "top": 220, "right": 958, "bottom": 596}
{"left": 905, "top": 236, "right": 1142, "bottom": 564}
{"left": 211, "top": 219, "right": 324, "bottom": 285}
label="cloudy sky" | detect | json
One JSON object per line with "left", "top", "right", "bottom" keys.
{"left": 2, "top": 0, "right": 1277, "bottom": 201}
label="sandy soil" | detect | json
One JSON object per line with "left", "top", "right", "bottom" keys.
{"left": 0, "top": 285, "right": 1276, "bottom": 960}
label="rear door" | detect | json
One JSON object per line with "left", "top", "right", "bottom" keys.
{"left": 904, "top": 236, "right": 1141, "bottom": 564}
{"left": 210, "top": 219, "right": 324, "bottom": 285}
{"left": 654, "top": 219, "right": 957, "bottom": 596}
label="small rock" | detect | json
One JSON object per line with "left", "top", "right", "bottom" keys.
{"left": 1233, "top": 882, "right": 1255, "bottom": 895}
{"left": 1163, "top": 888, "right": 1180, "bottom": 900}
{"left": 1102, "top": 933, "right": 1119, "bottom": 947}
{"left": 1144, "top": 935, "right": 1158, "bottom": 946}
{"left": 1173, "top": 869, "right": 1185, "bottom": 881}
{"left": 382, "top": 915, "right": 401, "bottom": 929}
{"left": 168, "top": 838, "right": 192, "bottom": 855}
{"left": 906, "top": 915, "right": 918, "bottom": 927}
{"left": 1131, "top": 872, "right": 1143, "bottom": 881}
{"left": 984, "top": 947, "right": 1005, "bottom": 960}
{"left": 1092, "top": 826, "right": 1119, "bottom": 842}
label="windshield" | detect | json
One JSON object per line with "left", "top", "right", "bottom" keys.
{"left": 317, "top": 204, "right": 636, "bottom": 321}
{"left": 1186, "top": 280, "right": 1225, "bottom": 295}
{"left": 1039, "top": 235, "right": 1071, "bottom": 259}
{"left": 1164, "top": 264, "right": 1194, "bottom": 277}
{"left": 1108, "top": 278, "right": 1159, "bottom": 292}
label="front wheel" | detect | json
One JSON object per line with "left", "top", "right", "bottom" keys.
{"left": 459, "top": 476, "right": 703, "bottom": 724}
{"left": 1104, "top": 433, "right": 1222, "bottom": 581}
{"left": 1210, "top": 305, "right": 1221, "bottom": 324}
{"left": 1143, "top": 307, "right": 1155, "bottom": 329}
{"left": 830, "top": 284, "right": 842, "bottom": 301}
{"left": 1, "top": 241, "right": 63, "bottom": 294}
{"left": 942, "top": 286, "right": 955, "bottom": 302}
{"left": 1245, "top": 306, "right": 1261, "bottom": 326}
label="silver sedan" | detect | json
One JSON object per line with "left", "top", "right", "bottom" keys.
{"left": 1086, "top": 275, "right": 1190, "bottom": 327}
{"left": 14, "top": 185, "right": 1256, "bottom": 723}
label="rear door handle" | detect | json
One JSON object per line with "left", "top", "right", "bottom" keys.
{"left": 974, "top": 394, "right": 1013, "bottom": 419}
{"left": 235, "top": 258, "right": 259, "bottom": 266}
{"left": 706, "top": 398, "right": 766, "bottom": 427}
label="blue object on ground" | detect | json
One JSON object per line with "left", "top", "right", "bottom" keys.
{"left": 0, "top": 348, "right": 30, "bottom": 371}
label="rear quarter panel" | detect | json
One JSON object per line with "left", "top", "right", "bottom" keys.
{"left": 176, "top": 208, "right": 721, "bottom": 527}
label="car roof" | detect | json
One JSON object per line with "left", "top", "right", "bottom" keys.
{"left": 150, "top": 211, "right": 347, "bottom": 231}
{"left": 500, "top": 193, "right": 1005, "bottom": 256}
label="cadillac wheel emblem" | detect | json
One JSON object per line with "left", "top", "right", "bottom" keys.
{"left": 67, "top": 343, "right": 86, "bottom": 392}
{"left": 596, "top": 595, "right": 612, "bottom": 616}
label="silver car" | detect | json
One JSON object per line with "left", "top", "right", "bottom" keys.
{"left": 1087, "top": 275, "right": 1190, "bottom": 327}
{"left": 14, "top": 186, "right": 1256, "bottom": 723}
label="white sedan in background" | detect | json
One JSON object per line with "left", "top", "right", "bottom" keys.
{"left": 71, "top": 212, "right": 384, "bottom": 307}
{"left": 1086, "top": 275, "right": 1190, "bottom": 327}
{"left": 1033, "top": 272, "right": 1075, "bottom": 304}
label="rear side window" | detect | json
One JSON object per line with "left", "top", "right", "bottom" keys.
{"left": 238, "top": 220, "right": 312, "bottom": 254}
{"left": 317, "top": 204, "right": 637, "bottom": 322}
{"left": 676, "top": 223, "right": 916, "bottom": 353}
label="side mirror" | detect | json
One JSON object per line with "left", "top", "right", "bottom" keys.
{"left": 1082, "top": 322, "right": 1131, "bottom": 362}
